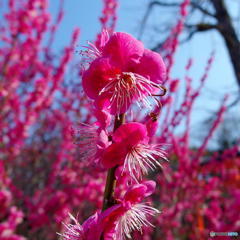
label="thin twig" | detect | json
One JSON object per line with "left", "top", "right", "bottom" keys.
{"left": 101, "top": 113, "right": 125, "bottom": 211}
{"left": 100, "top": 114, "right": 125, "bottom": 240}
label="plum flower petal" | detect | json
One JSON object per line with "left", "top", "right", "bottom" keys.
{"left": 103, "top": 32, "right": 144, "bottom": 68}
{"left": 82, "top": 57, "right": 118, "bottom": 99}
{"left": 124, "top": 180, "right": 156, "bottom": 203}
{"left": 131, "top": 49, "right": 166, "bottom": 84}
{"left": 98, "top": 28, "right": 111, "bottom": 49}
{"left": 102, "top": 142, "right": 128, "bottom": 168}
{"left": 113, "top": 122, "right": 148, "bottom": 146}
{"left": 82, "top": 212, "right": 103, "bottom": 240}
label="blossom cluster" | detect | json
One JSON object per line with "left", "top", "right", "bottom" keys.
{"left": 62, "top": 30, "right": 168, "bottom": 239}
{"left": 1, "top": 0, "right": 239, "bottom": 239}
{"left": 60, "top": 181, "right": 159, "bottom": 240}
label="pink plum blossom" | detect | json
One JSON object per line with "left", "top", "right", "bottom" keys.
{"left": 101, "top": 180, "right": 159, "bottom": 239}
{"left": 2, "top": 0, "right": 239, "bottom": 239}
{"left": 102, "top": 122, "right": 167, "bottom": 181}
{"left": 82, "top": 32, "right": 166, "bottom": 115}
{"left": 59, "top": 212, "right": 103, "bottom": 240}
{"left": 59, "top": 181, "right": 158, "bottom": 240}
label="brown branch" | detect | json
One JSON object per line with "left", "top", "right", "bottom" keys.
{"left": 210, "top": 0, "right": 240, "bottom": 89}
{"left": 185, "top": 23, "right": 218, "bottom": 31}
{"left": 139, "top": 0, "right": 217, "bottom": 39}
{"left": 181, "top": 23, "right": 218, "bottom": 42}
{"left": 226, "top": 94, "right": 240, "bottom": 109}
{"left": 191, "top": 1, "right": 216, "bottom": 18}
{"left": 138, "top": 1, "right": 180, "bottom": 39}
{"left": 151, "top": 22, "right": 218, "bottom": 49}
{"left": 100, "top": 114, "right": 125, "bottom": 240}
{"left": 149, "top": 1, "right": 180, "bottom": 7}
{"left": 101, "top": 113, "right": 125, "bottom": 211}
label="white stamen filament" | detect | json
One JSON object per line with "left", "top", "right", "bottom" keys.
{"left": 123, "top": 144, "right": 168, "bottom": 182}
{"left": 71, "top": 124, "right": 98, "bottom": 162}
{"left": 80, "top": 29, "right": 109, "bottom": 64}
{"left": 80, "top": 41, "right": 102, "bottom": 63}
{"left": 99, "top": 72, "right": 161, "bottom": 115}
{"left": 58, "top": 214, "right": 84, "bottom": 240}
{"left": 115, "top": 203, "right": 160, "bottom": 240}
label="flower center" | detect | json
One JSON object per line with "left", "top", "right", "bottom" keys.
{"left": 99, "top": 71, "right": 160, "bottom": 114}
{"left": 120, "top": 72, "right": 135, "bottom": 90}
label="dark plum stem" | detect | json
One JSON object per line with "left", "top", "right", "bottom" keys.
{"left": 102, "top": 113, "right": 125, "bottom": 211}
